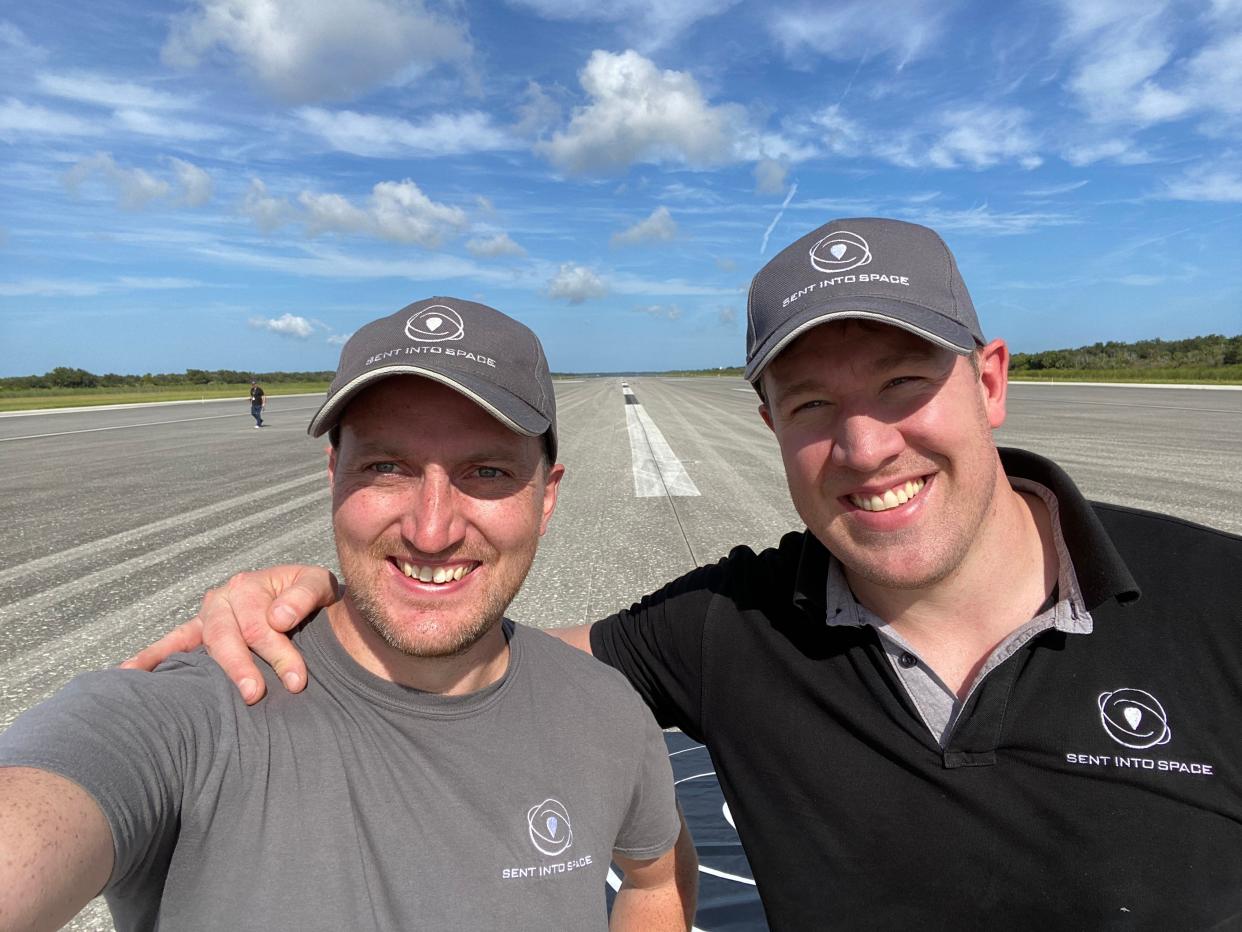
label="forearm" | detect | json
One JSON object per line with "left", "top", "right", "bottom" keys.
{"left": 610, "top": 817, "right": 697, "bottom": 931}
{"left": 609, "top": 880, "right": 692, "bottom": 931}
{"left": 0, "top": 767, "right": 114, "bottom": 932}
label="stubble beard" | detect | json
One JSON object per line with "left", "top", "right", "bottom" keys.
{"left": 342, "top": 538, "right": 538, "bottom": 659}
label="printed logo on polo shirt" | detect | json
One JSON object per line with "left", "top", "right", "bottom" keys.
{"left": 1064, "top": 686, "right": 1215, "bottom": 778}
{"left": 1098, "top": 688, "right": 1172, "bottom": 750}
{"left": 809, "top": 230, "right": 872, "bottom": 273}
{"left": 527, "top": 798, "right": 573, "bottom": 855}
{"left": 405, "top": 304, "right": 465, "bottom": 343}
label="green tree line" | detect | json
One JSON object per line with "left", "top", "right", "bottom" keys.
{"left": 0, "top": 368, "right": 335, "bottom": 390}
{"left": 1009, "top": 334, "right": 1241, "bottom": 371}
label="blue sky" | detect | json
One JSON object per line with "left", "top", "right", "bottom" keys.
{"left": 2, "top": 0, "right": 1240, "bottom": 377}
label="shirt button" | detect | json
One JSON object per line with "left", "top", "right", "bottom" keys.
{"left": 898, "top": 652, "right": 918, "bottom": 669}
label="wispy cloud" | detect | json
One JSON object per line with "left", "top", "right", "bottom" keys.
{"left": 466, "top": 232, "right": 526, "bottom": 257}
{"left": 507, "top": 0, "right": 737, "bottom": 53}
{"left": 36, "top": 72, "right": 190, "bottom": 111}
{"left": 298, "top": 107, "right": 517, "bottom": 157}
{"left": 769, "top": 0, "right": 949, "bottom": 68}
{"left": 1160, "top": 167, "right": 1242, "bottom": 203}
{"left": 61, "top": 153, "right": 212, "bottom": 210}
{"left": 0, "top": 98, "right": 100, "bottom": 139}
{"left": 612, "top": 206, "right": 677, "bottom": 247}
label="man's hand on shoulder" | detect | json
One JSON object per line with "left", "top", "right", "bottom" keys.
{"left": 120, "top": 565, "right": 340, "bottom": 705}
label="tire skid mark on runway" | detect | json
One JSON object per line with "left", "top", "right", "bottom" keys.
{"left": 623, "top": 388, "right": 700, "bottom": 498}
{"left": 0, "top": 471, "right": 326, "bottom": 589}
{"left": 0, "top": 519, "right": 331, "bottom": 731}
{"left": 0, "top": 486, "right": 328, "bottom": 622}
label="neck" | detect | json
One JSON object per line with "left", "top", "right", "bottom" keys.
{"left": 846, "top": 465, "right": 1058, "bottom": 697}
{"left": 325, "top": 600, "right": 510, "bottom": 695}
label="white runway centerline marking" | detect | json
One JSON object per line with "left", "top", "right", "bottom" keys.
{"left": 622, "top": 388, "right": 700, "bottom": 498}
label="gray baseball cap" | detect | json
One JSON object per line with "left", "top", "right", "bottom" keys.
{"left": 744, "top": 217, "right": 984, "bottom": 382}
{"left": 308, "top": 297, "right": 557, "bottom": 462}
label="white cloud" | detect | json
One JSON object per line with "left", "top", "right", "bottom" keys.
{"left": 919, "top": 106, "right": 1042, "bottom": 170}
{"left": 249, "top": 313, "right": 315, "bottom": 338}
{"left": 1161, "top": 168, "right": 1242, "bottom": 202}
{"left": 162, "top": 0, "right": 471, "bottom": 104}
{"left": 242, "top": 178, "right": 296, "bottom": 232}
{"left": 754, "top": 159, "right": 788, "bottom": 195}
{"left": 902, "top": 205, "right": 1081, "bottom": 235}
{"left": 112, "top": 108, "right": 225, "bottom": 141}
{"left": 1057, "top": 0, "right": 1242, "bottom": 129}
{"left": 1061, "top": 137, "right": 1152, "bottom": 166}
{"left": 170, "top": 158, "right": 213, "bottom": 206}
{"left": 36, "top": 72, "right": 189, "bottom": 111}
{"left": 298, "top": 107, "right": 516, "bottom": 156}
{"left": 547, "top": 263, "right": 606, "bottom": 303}
{"left": 717, "top": 306, "right": 738, "bottom": 326}
{"left": 0, "top": 98, "right": 100, "bottom": 140}
{"left": 513, "top": 80, "right": 562, "bottom": 138}
{"left": 0, "top": 279, "right": 104, "bottom": 297}
{"left": 769, "top": 0, "right": 947, "bottom": 67}
{"left": 1022, "top": 180, "right": 1090, "bottom": 197}
{"left": 538, "top": 50, "right": 746, "bottom": 173}
{"left": 327, "top": 332, "right": 353, "bottom": 345}
{"left": 63, "top": 153, "right": 171, "bottom": 209}
{"left": 505, "top": 0, "right": 737, "bottom": 52}
{"left": 634, "top": 303, "right": 681, "bottom": 319}
{"left": 466, "top": 232, "right": 526, "bottom": 257}
{"left": 298, "top": 179, "right": 468, "bottom": 246}
{"left": 611, "top": 206, "right": 677, "bottom": 247}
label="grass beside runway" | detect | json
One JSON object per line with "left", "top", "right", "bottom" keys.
{"left": 0, "top": 382, "right": 331, "bottom": 412}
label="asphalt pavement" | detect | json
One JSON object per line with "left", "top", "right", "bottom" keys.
{"left": 2, "top": 378, "right": 1240, "bottom": 931}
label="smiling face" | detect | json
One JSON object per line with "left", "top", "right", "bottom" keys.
{"left": 328, "top": 376, "right": 562, "bottom": 661}
{"left": 760, "top": 320, "right": 1009, "bottom": 592}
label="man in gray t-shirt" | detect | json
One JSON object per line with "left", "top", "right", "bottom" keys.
{"left": 0, "top": 298, "right": 694, "bottom": 931}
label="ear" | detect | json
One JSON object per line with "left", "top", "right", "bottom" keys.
{"left": 759, "top": 403, "right": 775, "bottom": 433}
{"left": 538, "top": 462, "right": 566, "bottom": 536}
{"left": 976, "top": 338, "right": 1010, "bottom": 429}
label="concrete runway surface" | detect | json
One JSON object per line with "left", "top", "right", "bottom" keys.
{"left": 2, "top": 378, "right": 1240, "bottom": 930}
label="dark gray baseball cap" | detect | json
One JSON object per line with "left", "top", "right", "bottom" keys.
{"left": 309, "top": 297, "right": 557, "bottom": 462}
{"left": 744, "top": 217, "right": 984, "bottom": 382}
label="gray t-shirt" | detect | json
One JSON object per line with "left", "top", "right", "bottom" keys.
{"left": 0, "top": 615, "right": 680, "bottom": 931}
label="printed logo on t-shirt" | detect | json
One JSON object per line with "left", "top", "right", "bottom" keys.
{"left": 501, "top": 798, "right": 594, "bottom": 881}
{"left": 527, "top": 798, "right": 573, "bottom": 855}
{"left": 1064, "top": 685, "right": 1215, "bottom": 778}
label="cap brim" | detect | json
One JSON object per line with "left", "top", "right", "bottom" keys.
{"left": 307, "top": 365, "right": 551, "bottom": 438}
{"left": 744, "top": 296, "right": 978, "bottom": 382}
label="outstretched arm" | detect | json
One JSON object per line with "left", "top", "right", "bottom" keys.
{"left": 124, "top": 565, "right": 600, "bottom": 704}
{"left": 120, "top": 565, "right": 341, "bottom": 704}
{"left": 610, "top": 814, "right": 698, "bottom": 931}
{"left": 0, "top": 767, "right": 114, "bottom": 932}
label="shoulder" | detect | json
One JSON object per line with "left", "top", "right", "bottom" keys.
{"left": 513, "top": 624, "right": 652, "bottom": 708}
{"left": 1093, "top": 502, "right": 1242, "bottom": 559}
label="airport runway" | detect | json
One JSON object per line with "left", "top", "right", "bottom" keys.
{"left": 2, "top": 378, "right": 1240, "bottom": 930}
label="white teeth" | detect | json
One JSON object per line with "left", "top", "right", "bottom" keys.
{"left": 850, "top": 477, "right": 926, "bottom": 513}
{"left": 400, "top": 561, "right": 473, "bottom": 585}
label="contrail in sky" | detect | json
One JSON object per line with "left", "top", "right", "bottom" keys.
{"left": 760, "top": 183, "right": 798, "bottom": 254}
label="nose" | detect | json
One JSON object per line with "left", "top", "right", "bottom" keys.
{"left": 829, "top": 412, "right": 905, "bottom": 473}
{"left": 399, "top": 470, "right": 467, "bottom": 556}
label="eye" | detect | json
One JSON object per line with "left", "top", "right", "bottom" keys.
{"left": 474, "top": 466, "right": 508, "bottom": 479}
{"left": 367, "top": 462, "right": 399, "bottom": 474}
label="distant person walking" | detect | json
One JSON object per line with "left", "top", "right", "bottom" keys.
{"left": 249, "top": 380, "right": 265, "bottom": 428}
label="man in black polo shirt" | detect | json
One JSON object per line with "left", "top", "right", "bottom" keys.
{"left": 128, "top": 219, "right": 1242, "bottom": 929}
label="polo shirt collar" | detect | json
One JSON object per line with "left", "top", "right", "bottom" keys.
{"left": 789, "top": 446, "right": 1141, "bottom": 617}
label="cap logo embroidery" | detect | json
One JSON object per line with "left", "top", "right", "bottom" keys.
{"left": 1098, "top": 688, "right": 1172, "bottom": 750}
{"left": 405, "top": 304, "right": 465, "bottom": 343}
{"left": 809, "top": 230, "right": 872, "bottom": 273}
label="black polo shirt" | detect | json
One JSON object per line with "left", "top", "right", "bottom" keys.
{"left": 592, "top": 448, "right": 1242, "bottom": 930}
